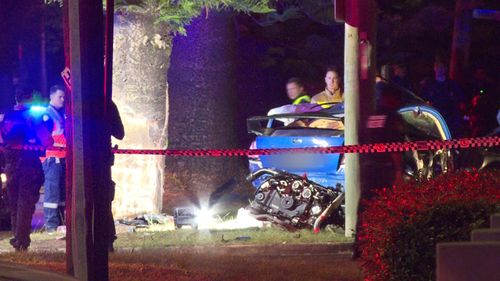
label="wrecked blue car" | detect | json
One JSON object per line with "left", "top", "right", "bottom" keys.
{"left": 246, "top": 92, "right": 454, "bottom": 230}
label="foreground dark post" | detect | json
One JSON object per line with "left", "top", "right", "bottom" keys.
{"left": 62, "top": 0, "right": 74, "bottom": 275}
{"left": 92, "top": 0, "right": 116, "bottom": 274}
{"left": 67, "top": 0, "right": 109, "bottom": 280}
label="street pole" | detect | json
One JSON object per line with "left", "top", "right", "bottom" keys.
{"left": 343, "top": 20, "right": 360, "bottom": 237}
{"left": 342, "top": 0, "right": 377, "bottom": 237}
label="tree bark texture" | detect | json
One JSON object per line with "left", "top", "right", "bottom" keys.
{"left": 112, "top": 12, "right": 170, "bottom": 217}
{"left": 68, "top": 0, "right": 109, "bottom": 279}
{"left": 0, "top": 0, "right": 16, "bottom": 111}
{"left": 165, "top": 12, "right": 245, "bottom": 210}
{"left": 449, "top": 0, "right": 474, "bottom": 82}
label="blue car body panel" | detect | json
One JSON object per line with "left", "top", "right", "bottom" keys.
{"left": 255, "top": 136, "right": 344, "bottom": 189}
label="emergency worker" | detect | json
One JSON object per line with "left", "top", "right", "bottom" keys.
{"left": 1, "top": 86, "right": 52, "bottom": 251}
{"left": 311, "top": 66, "right": 344, "bottom": 105}
{"left": 286, "top": 77, "right": 311, "bottom": 105}
{"left": 41, "top": 85, "right": 66, "bottom": 232}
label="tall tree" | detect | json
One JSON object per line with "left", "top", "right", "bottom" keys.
{"left": 449, "top": 0, "right": 479, "bottom": 81}
{"left": 0, "top": 1, "right": 16, "bottom": 112}
{"left": 164, "top": 11, "right": 243, "bottom": 209}
{"left": 110, "top": 0, "right": 272, "bottom": 216}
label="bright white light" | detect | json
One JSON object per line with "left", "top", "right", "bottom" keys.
{"left": 215, "top": 208, "right": 265, "bottom": 230}
{"left": 195, "top": 207, "right": 215, "bottom": 228}
{"left": 1, "top": 174, "right": 6, "bottom": 183}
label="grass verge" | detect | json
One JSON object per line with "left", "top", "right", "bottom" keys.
{"left": 116, "top": 225, "right": 351, "bottom": 248}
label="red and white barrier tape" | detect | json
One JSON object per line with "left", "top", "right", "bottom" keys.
{"left": 1, "top": 136, "right": 499, "bottom": 157}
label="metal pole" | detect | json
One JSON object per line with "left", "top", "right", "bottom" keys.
{"left": 343, "top": 20, "right": 360, "bottom": 237}
{"left": 343, "top": 0, "right": 377, "bottom": 237}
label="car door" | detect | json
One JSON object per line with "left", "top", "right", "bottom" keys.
{"left": 397, "top": 105, "right": 454, "bottom": 179}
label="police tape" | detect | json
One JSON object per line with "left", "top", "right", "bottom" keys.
{"left": 1, "top": 136, "right": 498, "bottom": 157}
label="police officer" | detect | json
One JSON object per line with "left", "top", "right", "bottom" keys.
{"left": 0, "top": 86, "right": 52, "bottom": 251}
{"left": 41, "top": 85, "right": 66, "bottom": 232}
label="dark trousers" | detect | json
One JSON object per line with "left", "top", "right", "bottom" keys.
{"left": 109, "top": 180, "right": 116, "bottom": 245}
{"left": 353, "top": 160, "right": 397, "bottom": 258}
{"left": 6, "top": 162, "right": 44, "bottom": 248}
{"left": 42, "top": 157, "right": 66, "bottom": 229}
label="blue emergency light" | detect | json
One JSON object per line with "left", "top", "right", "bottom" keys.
{"left": 29, "top": 105, "right": 47, "bottom": 116}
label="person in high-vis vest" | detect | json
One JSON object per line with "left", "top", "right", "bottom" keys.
{"left": 311, "top": 66, "right": 344, "bottom": 107}
{"left": 286, "top": 77, "right": 311, "bottom": 105}
{"left": 41, "top": 85, "right": 66, "bottom": 232}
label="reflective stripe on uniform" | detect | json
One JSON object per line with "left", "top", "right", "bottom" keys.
{"left": 44, "top": 105, "right": 67, "bottom": 158}
{"left": 43, "top": 202, "right": 59, "bottom": 209}
{"left": 292, "top": 95, "right": 312, "bottom": 105}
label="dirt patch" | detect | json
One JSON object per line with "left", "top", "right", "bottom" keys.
{"left": 1, "top": 251, "right": 363, "bottom": 281}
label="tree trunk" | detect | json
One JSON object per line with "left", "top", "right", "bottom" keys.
{"left": 165, "top": 11, "right": 244, "bottom": 210}
{"left": 0, "top": 0, "right": 16, "bottom": 111}
{"left": 112, "top": 12, "right": 171, "bottom": 217}
{"left": 449, "top": 0, "right": 474, "bottom": 82}
{"left": 68, "top": 0, "right": 108, "bottom": 278}
{"left": 40, "top": 8, "right": 48, "bottom": 96}
{"left": 62, "top": 0, "right": 74, "bottom": 274}
{"left": 16, "top": 0, "right": 43, "bottom": 91}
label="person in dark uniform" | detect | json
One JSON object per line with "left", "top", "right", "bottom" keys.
{"left": 60, "top": 67, "right": 124, "bottom": 251}
{"left": 420, "top": 60, "right": 465, "bottom": 137}
{"left": 106, "top": 100, "right": 124, "bottom": 251}
{"left": 352, "top": 77, "right": 406, "bottom": 259}
{"left": 0, "top": 86, "right": 52, "bottom": 251}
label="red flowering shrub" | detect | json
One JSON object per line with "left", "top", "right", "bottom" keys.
{"left": 358, "top": 169, "right": 500, "bottom": 281}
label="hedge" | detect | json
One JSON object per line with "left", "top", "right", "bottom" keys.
{"left": 358, "top": 169, "right": 500, "bottom": 281}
